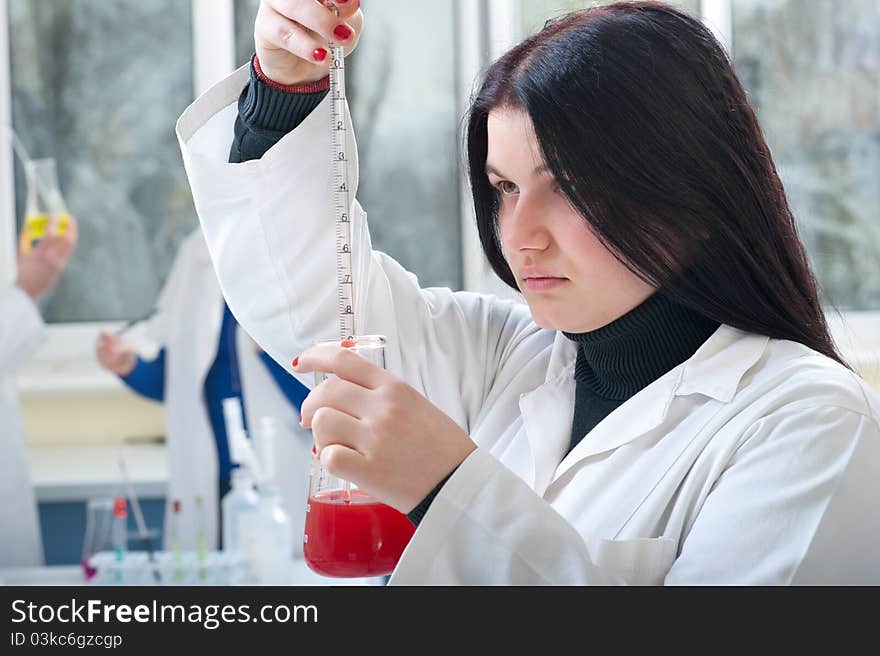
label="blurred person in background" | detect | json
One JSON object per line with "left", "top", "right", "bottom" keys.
{"left": 95, "top": 228, "right": 313, "bottom": 553}
{"left": 1, "top": 216, "right": 78, "bottom": 566}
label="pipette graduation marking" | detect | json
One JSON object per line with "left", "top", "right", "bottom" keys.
{"left": 324, "top": 1, "right": 356, "bottom": 341}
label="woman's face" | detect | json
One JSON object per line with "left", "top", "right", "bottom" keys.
{"left": 487, "top": 107, "right": 655, "bottom": 333}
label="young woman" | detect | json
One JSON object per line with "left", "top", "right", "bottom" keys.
{"left": 176, "top": 0, "right": 880, "bottom": 584}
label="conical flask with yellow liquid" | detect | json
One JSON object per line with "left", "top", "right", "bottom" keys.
{"left": 21, "top": 157, "right": 70, "bottom": 253}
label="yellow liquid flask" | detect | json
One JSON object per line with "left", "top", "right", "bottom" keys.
{"left": 22, "top": 158, "right": 70, "bottom": 252}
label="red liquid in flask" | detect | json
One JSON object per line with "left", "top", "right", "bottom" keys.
{"left": 304, "top": 489, "right": 416, "bottom": 577}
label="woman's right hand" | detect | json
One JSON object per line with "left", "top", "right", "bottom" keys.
{"left": 96, "top": 330, "right": 137, "bottom": 377}
{"left": 255, "top": 0, "right": 364, "bottom": 85}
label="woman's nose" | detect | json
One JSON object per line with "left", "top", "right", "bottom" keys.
{"left": 500, "top": 195, "right": 551, "bottom": 253}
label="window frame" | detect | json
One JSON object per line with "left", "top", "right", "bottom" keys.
{"left": 0, "top": 0, "right": 236, "bottom": 394}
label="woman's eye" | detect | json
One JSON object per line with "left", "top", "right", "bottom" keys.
{"left": 496, "top": 180, "right": 519, "bottom": 196}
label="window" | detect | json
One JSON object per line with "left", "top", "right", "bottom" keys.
{"left": 732, "top": 0, "right": 880, "bottom": 311}
{"left": 6, "top": 0, "right": 198, "bottom": 323}
{"left": 234, "top": 0, "right": 463, "bottom": 289}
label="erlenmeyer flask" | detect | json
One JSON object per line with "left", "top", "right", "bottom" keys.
{"left": 22, "top": 157, "right": 70, "bottom": 250}
{"left": 302, "top": 335, "right": 416, "bottom": 577}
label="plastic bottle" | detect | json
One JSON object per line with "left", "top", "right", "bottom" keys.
{"left": 240, "top": 417, "right": 293, "bottom": 584}
{"left": 221, "top": 467, "right": 259, "bottom": 552}
{"left": 243, "top": 486, "right": 293, "bottom": 585}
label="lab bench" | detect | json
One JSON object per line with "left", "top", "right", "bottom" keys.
{"left": 23, "top": 443, "right": 382, "bottom": 586}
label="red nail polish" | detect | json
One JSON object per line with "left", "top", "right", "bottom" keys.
{"left": 333, "top": 24, "right": 352, "bottom": 41}
{"left": 292, "top": 356, "right": 299, "bottom": 367}
{"left": 312, "top": 444, "right": 317, "bottom": 456}
{"left": 312, "top": 48, "right": 327, "bottom": 62}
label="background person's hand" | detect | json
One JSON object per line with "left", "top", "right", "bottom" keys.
{"left": 255, "top": 0, "right": 364, "bottom": 85}
{"left": 294, "top": 343, "right": 477, "bottom": 513}
{"left": 15, "top": 214, "right": 78, "bottom": 302}
{"left": 95, "top": 330, "right": 138, "bottom": 377}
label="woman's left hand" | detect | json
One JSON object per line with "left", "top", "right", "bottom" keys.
{"left": 293, "top": 343, "right": 477, "bottom": 513}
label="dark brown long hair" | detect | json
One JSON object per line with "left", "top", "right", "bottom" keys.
{"left": 466, "top": 1, "right": 845, "bottom": 365}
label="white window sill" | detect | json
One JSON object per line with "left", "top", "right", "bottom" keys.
{"left": 17, "top": 321, "right": 147, "bottom": 397}
{"left": 27, "top": 442, "right": 168, "bottom": 503}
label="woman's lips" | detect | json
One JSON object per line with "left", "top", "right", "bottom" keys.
{"left": 523, "top": 277, "right": 568, "bottom": 292}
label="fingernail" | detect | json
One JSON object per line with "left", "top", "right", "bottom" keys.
{"left": 312, "top": 444, "right": 317, "bottom": 456}
{"left": 292, "top": 356, "right": 299, "bottom": 368}
{"left": 333, "top": 24, "right": 352, "bottom": 41}
{"left": 312, "top": 48, "right": 328, "bottom": 62}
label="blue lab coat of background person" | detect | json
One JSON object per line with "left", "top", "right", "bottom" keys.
{"left": 96, "top": 230, "right": 313, "bottom": 552}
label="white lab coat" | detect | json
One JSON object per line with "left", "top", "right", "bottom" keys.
{"left": 0, "top": 284, "right": 45, "bottom": 566}
{"left": 177, "top": 66, "right": 880, "bottom": 585}
{"left": 129, "top": 230, "right": 313, "bottom": 553}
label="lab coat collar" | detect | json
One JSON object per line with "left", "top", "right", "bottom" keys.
{"left": 520, "top": 375, "right": 575, "bottom": 496}
{"left": 522, "top": 324, "right": 770, "bottom": 492}
{"left": 675, "top": 324, "right": 770, "bottom": 403}
{"left": 544, "top": 323, "right": 769, "bottom": 402}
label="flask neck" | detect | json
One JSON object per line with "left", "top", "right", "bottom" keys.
{"left": 230, "top": 468, "right": 254, "bottom": 488}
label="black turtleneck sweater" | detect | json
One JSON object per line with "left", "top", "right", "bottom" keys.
{"left": 229, "top": 60, "right": 722, "bottom": 526}
{"left": 562, "top": 292, "right": 720, "bottom": 451}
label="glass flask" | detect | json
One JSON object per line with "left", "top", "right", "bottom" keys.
{"left": 303, "top": 335, "right": 416, "bottom": 577}
{"left": 21, "top": 157, "right": 70, "bottom": 251}
{"left": 81, "top": 498, "right": 114, "bottom": 582}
